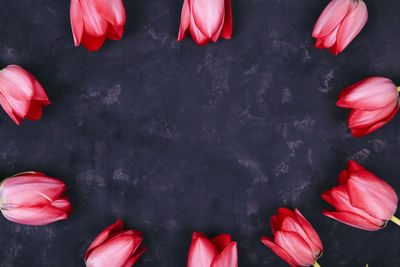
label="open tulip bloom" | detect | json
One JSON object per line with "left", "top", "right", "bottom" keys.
{"left": 312, "top": 0, "right": 368, "bottom": 55}
{"left": 187, "top": 232, "right": 238, "bottom": 267}
{"left": 85, "top": 219, "right": 146, "bottom": 267}
{"left": 70, "top": 0, "right": 126, "bottom": 51}
{"left": 0, "top": 65, "right": 50, "bottom": 125}
{"left": 322, "top": 161, "right": 400, "bottom": 231}
{"left": 178, "top": 0, "right": 232, "bottom": 46}
{"left": 337, "top": 77, "right": 400, "bottom": 137}
{"left": 261, "top": 208, "right": 323, "bottom": 267}
{"left": 0, "top": 172, "right": 72, "bottom": 225}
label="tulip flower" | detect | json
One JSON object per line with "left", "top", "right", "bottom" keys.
{"left": 312, "top": 0, "right": 368, "bottom": 55}
{"left": 178, "top": 0, "right": 232, "bottom": 46}
{"left": 322, "top": 160, "right": 400, "bottom": 230}
{"left": 0, "top": 65, "right": 50, "bottom": 125}
{"left": 0, "top": 172, "right": 72, "bottom": 225}
{"left": 85, "top": 219, "right": 146, "bottom": 267}
{"left": 337, "top": 77, "right": 400, "bottom": 137}
{"left": 261, "top": 208, "right": 323, "bottom": 267}
{"left": 70, "top": 0, "right": 126, "bottom": 51}
{"left": 187, "top": 232, "right": 238, "bottom": 267}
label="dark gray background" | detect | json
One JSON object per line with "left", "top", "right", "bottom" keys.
{"left": 0, "top": 0, "right": 399, "bottom": 266}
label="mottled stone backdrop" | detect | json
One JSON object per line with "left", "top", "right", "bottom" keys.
{"left": 0, "top": 0, "right": 399, "bottom": 266}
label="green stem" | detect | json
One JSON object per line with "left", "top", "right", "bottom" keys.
{"left": 313, "top": 261, "right": 321, "bottom": 267}
{"left": 390, "top": 216, "right": 400, "bottom": 226}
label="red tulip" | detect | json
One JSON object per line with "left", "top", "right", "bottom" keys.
{"left": 337, "top": 77, "right": 399, "bottom": 137}
{"left": 70, "top": 0, "right": 126, "bottom": 51}
{"left": 187, "top": 232, "right": 238, "bottom": 267}
{"left": 0, "top": 172, "right": 72, "bottom": 225}
{"left": 322, "top": 161, "right": 400, "bottom": 231}
{"left": 312, "top": 0, "right": 368, "bottom": 55}
{"left": 85, "top": 219, "right": 146, "bottom": 267}
{"left": 261, "top": 208, "right": 323, "bottom": 267}
{"left": 178, "top": 0, "right": 232, "bottom": 46}
{"left": 0, "top": 65, "right": 50, "bottom": 125}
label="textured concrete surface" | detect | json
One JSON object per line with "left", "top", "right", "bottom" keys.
{"left": 0, "top": 0, "right": 399, "bottom": 266}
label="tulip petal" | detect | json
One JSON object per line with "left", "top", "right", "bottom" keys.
{"left": 337, "top": 77, "right": 397, "bottom": 111}
{"left": 0, "top": 175, "right": 66, "bottom": 208}
{"left": 85, "top": 219, "right": 124, "bottom": 260}
{"left": 321, "top": 185, "right": 384, "bottom": 226}
{"left": 315, "top": 24, "right": 339, "bottom": 49}
{"left": 188, "top": 232, "right": 218, "bottom": 267}
{"left": 211, "top": 242, "right": 238, "bottom": 267}
{"left": 338, "top": 170, "right": 349, "bottom": 185}
{"left": 178, "top": 0, "right": 190, "bottom": 41}
{"left": 312, "top": 0, "right": 351, "bottom": 38}
{"left": 80, "top": 0, "right": 108, "bottom": 37}
{"left": 348, "top": 101, "right": 398, "bottom": 129}
{"left": 274, "top": 231, "right": 315, "bottom": 266}
{"left": 350, "top": 104, "right": 399, "bottom": 137}
{"left": 188, "top": 6, "right": 210, "bottom": 46}
{"left": 261, "top": 237, "right": 296, "bottom": 267}
{"left": 191, "top": 0, "right": 225, "bottom": 38}
{"left": 92, "top": 0, "right": 126, "bottom": 26}
{"left": 86, "top": 231, "right": 141, "bottom": 267}
{"left": 211, "top": 234, "right": 232, "bottom": 254}
{"left": 220, "top": 0, "right": 232, "bottom": 39}
{"left": 335, "top": 0, "right": 368, "bottom": 54}
{"left": 1, "top": 205, "right": 68, "bottom": 225}
{"left": 107, "top": 24, "right": 125, "bottom": 40}
{"left": 347, "top": 160, "right": 364, "bottom": 174}
{"left": 0, "top": 92, "right": 22, "bottom": 124}
{"left": 80, "top": 31, "right": 107, "bottom": 52}
{"left": 294, "top": 209, "right": 323, "bottom": 256}
{"left": 347, "top": 169, "right": 398, "bottom": 220}
{"left": 323, "top": 209, "right": 382, "bottom": 231}
{"left": 122, "top": 246, "right": 147, "bottom": 267}
{"left": 70, "top": 0, "right": 84, "bottom": 46}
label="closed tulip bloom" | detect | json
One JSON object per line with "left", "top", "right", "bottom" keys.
{"left": 261, "top": 208, "right": 323, "bottom": 267}
{"left": 0, "top": 65, "right": 50, "bottom": 125}
{"left": 337, "top": 77, "right": 399, "bottom": 137}
{"left": 187, "top": 232, "right": 238, "bottom": 267}
{"left": 322, "top": 161, "right": 400, "bottom": 230}
{"left": 85, "top": 220, "right": 146, "bottom": 267}
{"left": 312, "top": 0, "right": 368, "bottom": 55}
{"left": 0, "top": 172, "right": 72, "bottom": 225}
{"left": 70, "top": 0, "right": 126, "bottom": 51}
{"left": 178, "top": 0, "right": 232, "bottom": 46}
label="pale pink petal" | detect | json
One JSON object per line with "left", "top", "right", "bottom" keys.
{"left": 312, "top": 0, "right": 351, "bottom": 38}
{"left": 335, "top": 0, "right": 368, "bottom": 54}
{"left": 315, "top": 24, "right": 339, "bottom": 49}
{"left": 323, "top": 210, "right": 382, "bottom": 231}
{"left": 70, "top": 0, "right": 84, "bottom": 46}
{"left": 0, "top": 92, "right": 22, "bottom": 124}
{"left": 80, "top": 0, "right": 108, "bottom": 37}
{"left": 178, "top": 0, "right": 190, "bottom": 41}
{"left": 274, "top": 231, "right": 315, "bottom": 266}
{"left": 294, "top": 209, "right": 323, "bottom": 256}
{"left": 1, "top": 205, "right": 68, "bottom": 225}
{"left": 261, "top": 237, "right": 296, "bottom": 267}
{"left": 188, "top": 6, "right": 210, "bottom": 46}
{"left": 188, "top": 232, "right": 218, "bottom": 267}
{"left": 92, "top": 0, "right": 126, "bottom": 26}
{"left": 348, "top": 101, "right": 398, "bottom": 129}
{"left": 122, "top": 246, "right": 147, "bottom": 267}
{"left": 191, "top": 0, "right": 225, "bottom": 38}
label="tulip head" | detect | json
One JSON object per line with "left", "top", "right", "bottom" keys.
{"left": 187, "top": 232, "right": 238, "bottom": 267}
{"left": 322, "top": 160, "right": 398, "bottom": 231}
{"left": 337, "top": 77, "right": 399, "bottom": 137}
{"left": 261, "top": 208, "right": 323, "bottom": 267}
{"left": 85, "top": 220, "right": 146, "bottom": 267}
{"left": 70, "top": 0, "right": 126, "bottom": 51}
{"left": 312, "top": 0, "right": 368, "bottom": 55}
{"left": 0, "top": 172, "right": 72, "bottom": 225}
{"left": 178, "top": 0, "right": 233, "bottom": 46}
{"left": 0, "top": 65, "right": 50, "bottom": 125}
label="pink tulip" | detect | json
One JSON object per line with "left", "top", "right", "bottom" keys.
{"left": 85, "top": 219, "right": 146, "bottom": 267}
{"left": 178, "top": 0, "right": 232, "bottom": 46}
{"left": 187, "top": 232, "right": 238, "bottom": 267}
{"left": 312, "top": 0, "right": 368, "bottom": 55}
{"left": 261, "top": 208, "right": 323, "bottom": 267}
{"left": 0, "top": 65, "right": 50, "bottom": 125}
{"left": 0, "top": 172, "right": 72, "bottom": 225}
{"left": 322, "top": 161, "right": 400, "bottom": 231}
{"left": 337, "top": 77, "right": 399, "bottom": 137}
{"left": 70, "top": 0, "right": 126, "bottom": 51}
